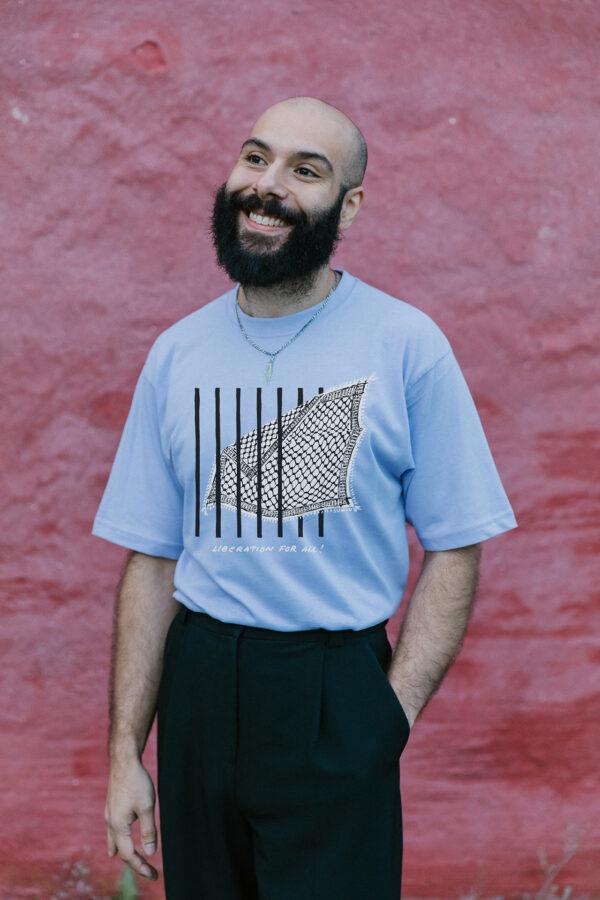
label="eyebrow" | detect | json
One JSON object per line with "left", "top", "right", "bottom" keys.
{"left": 240, "top": 138, "right": 334, "bottom": 175}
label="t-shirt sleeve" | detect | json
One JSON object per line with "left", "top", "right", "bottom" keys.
{"left": 401, "top": 350, "right": 517, "bottom": 550}
{"left": 92, "top": 370, "right": 184, "bottom": 559}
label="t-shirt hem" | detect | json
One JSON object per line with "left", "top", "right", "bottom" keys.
{"left": 92, "top": 518, "right": 183, "bottom": 559}
{"left": 417, "top": 511, "right": 517, "bottom": 551}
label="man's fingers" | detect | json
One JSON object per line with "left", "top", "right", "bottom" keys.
{"left": 139, "top": 806, "right": 157, "bottom": 855}
{"left": 107, "top": 831, "right": 117, "bottom": 857}
{"left": 112, "top": 831, "right": 158, "bottom": 881}
{"left": 125, "top": 850, "right": 158, "bottom": 881}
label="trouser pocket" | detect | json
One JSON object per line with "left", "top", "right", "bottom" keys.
{"left": 361, "top": 630, "right": 411, "bottom": 757}
{"left": 316, "top": 628, "right": 410, "bottom": 775}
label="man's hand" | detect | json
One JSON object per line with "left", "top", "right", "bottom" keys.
{"left": 105, "top": 757, "right": 158, "bottom": 881}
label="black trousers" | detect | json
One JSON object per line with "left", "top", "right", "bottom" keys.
{"left": 157, "top": 607, "right": 410, "bottom": 900}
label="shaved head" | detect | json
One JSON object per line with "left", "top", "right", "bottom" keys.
{"left": 252, "top": 97, "right": 367, "bottom": 189}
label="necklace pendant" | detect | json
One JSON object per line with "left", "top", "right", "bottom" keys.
{"left": 236, "top": 273, "right": 340, "bottom": 385}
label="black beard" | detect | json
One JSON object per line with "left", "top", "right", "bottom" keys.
{"left": 210, "top": 183, "right": 346, "bottom": 288}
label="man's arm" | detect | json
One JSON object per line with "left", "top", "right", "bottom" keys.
{"left": 388, "top": 544, "right": 481, "bottom": 727}
{"left": 104, "top": 551, "right": 179, "bottom": 881}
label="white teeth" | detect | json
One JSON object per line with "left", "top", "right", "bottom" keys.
{"left": 248, "top": 212, "right": 287, "bottom": 227}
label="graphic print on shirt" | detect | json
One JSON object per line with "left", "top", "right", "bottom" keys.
{"left": 198, "top": 379, "right": 370, "bottom": 539}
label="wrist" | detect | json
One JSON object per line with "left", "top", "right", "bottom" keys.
{"left": 109, "top": 732, "right": 144, "bottom": 765}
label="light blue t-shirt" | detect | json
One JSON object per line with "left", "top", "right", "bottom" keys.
{"left": 93, "top": 272, "right": 516, "bottom": 630}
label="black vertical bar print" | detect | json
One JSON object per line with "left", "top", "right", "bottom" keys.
{"left": 277, "top": 387, "right": 283, "bottom": 537}
{"left": 236, "top": 388, "right": 242, "bottom": 538}
{"left": 318, "top": 386, "right": 324, "bottom": 538}
{"left": 215, "top": 388, "right": 221, "bottom": 538}
{"left": 256, "top": 388, "right": 262, "bottom": 538}
{"left": 194, "top": 388, "right": 200, "bottom": 537}
{"left": 297, "top": 387, "right": 303, "bottom": 538}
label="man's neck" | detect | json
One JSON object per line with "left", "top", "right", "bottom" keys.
{"left": 237, "top": 266, "right": 336, "bottom": 319}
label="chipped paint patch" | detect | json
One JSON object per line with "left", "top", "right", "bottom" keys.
{"left": 11, "top": 105, "right": 29, "bottom": 124}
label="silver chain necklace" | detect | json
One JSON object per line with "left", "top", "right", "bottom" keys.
{"left": 235, "top": 272, "right": 341, "bottom": 382}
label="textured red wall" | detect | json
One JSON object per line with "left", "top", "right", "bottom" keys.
{"left": 2, "top": 1, "right": 599, "bottom": 897}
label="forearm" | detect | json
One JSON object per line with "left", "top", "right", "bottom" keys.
{"left": 388, "top": 544, "right": 481, "bottom": 727}
{"left": 109, "top": 551, "right": 179, "bottom": 762}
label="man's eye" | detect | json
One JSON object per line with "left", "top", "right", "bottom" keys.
{"left": 296, "top": 167, "right": 317, "bottom": 178}
{"left": 247, "top": 154, "right": 266, "bottom": 165}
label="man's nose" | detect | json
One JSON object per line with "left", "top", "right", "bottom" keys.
{"left": 254, "top": 163, "right": 288, "bottom": 200}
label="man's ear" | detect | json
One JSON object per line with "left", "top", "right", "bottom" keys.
{"left": 338, "top": 186, "right": 364, "bottom": 231}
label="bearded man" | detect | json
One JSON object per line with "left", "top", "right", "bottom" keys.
{"left": 94, "top": 96, "right": 516, "bottom": 900}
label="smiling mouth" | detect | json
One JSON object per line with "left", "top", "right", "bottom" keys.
{"left": 244, "top": 210, "right": 292, "bottom": 231}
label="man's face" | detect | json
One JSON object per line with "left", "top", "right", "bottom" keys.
{"left": 211, "top": 104, "right": 353, "bottom": 287}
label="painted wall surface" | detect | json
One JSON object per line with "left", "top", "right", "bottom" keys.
{"left": 1, "top": 1, "right": 598, "bottom": 897}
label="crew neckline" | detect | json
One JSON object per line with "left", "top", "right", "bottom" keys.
{"left": 226, "top": 271, "right": 355, "bottom": 339}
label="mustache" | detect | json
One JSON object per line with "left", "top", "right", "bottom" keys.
{"left": 227, "top": 190, "right": 306, "bottom": 227}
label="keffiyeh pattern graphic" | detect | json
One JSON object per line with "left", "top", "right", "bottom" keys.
{"left": 205, "top": 379, "right": 368, "bottom": 520}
